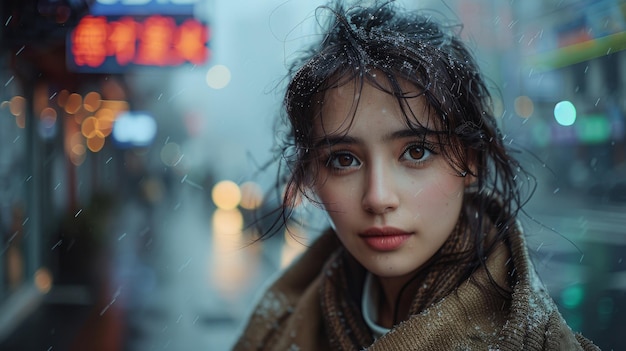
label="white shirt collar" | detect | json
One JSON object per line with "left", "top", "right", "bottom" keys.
{"left": 361, "top": 272, "right": 391, "bottom": 339}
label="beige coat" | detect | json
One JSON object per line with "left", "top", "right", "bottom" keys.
{"left": 233, "top": 225, "right": 600, "bottom": 351}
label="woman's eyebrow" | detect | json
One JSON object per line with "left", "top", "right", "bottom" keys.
{"left": 384, "top": 128, "right": 430, "bottom": 141}
{"left": 314, "top": 135, "right": 360, "bottom": 148}
{"left": 313, "top": 127, "right": 432, "bottom": 149}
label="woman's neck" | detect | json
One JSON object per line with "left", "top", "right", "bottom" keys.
{"left": 375, "top": 274, "right": 420, "bottom": 328}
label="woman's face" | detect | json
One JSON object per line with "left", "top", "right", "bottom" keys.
{"left": 312, "top": 79, "right": 468, "bottom": 280}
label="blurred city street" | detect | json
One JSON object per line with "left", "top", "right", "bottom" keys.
{"left": 0, "top": 181, "right": 289, "bottom": 351}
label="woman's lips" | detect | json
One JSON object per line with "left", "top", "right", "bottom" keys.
{"left": 359, "top": 227, "right": 412, "bottom": 251}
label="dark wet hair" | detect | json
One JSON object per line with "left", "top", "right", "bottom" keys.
{"left": 269, "top": 0, "right": 534, "bottom": 293}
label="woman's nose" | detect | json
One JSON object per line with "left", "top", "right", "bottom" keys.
{"left": 361, "top": 163, "right": 399, "bottom": 215}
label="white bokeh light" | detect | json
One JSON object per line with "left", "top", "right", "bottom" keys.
{"left": 205, "top": 64, "right": 232, "bottom": 90}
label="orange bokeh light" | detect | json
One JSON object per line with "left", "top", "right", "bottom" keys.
{"left": 65, "top": 93, "right": 82, "bottom": 114}
{"left": 87, "top": 133, "right": 106, "bottom": 152}
{"left": 83, "top": 91, "right": 102, "bottom": 112}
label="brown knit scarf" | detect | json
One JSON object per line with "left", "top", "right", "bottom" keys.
{"left": 319, "top": 219, "right": 479, "bottom": 351}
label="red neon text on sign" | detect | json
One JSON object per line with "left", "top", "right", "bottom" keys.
{"left": 71, "top": 15, "right": 209, "bottom": 68}
{"left": 108, "top": 17, "right": 138, "bottom": 65}
{"left": 175, "top": 19, "right": 209, "bottom": 65}
{"left": 72, "top": 16, "right": 109, "bottom": 67}
{"left": 135, "top": 15, "right": 176, "bottom": 66}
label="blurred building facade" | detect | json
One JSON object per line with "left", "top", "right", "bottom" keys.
{"left": 0, "top": 0, "right": 624, "bottom": 350}
{"left": 0, "top": 0, "right": 214, "bottom": 348}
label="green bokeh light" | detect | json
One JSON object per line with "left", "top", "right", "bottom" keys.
{"left": 561, "top": 285, "right": 585, "bottom": 309}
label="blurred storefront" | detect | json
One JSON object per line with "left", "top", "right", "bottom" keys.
{"left": 0, "top": 0, "right": 213, "bottom": 347}
{"left": 512, "top": 1, "right": 626, "bottom": 347}
{"left": 512, "top": 0, "right": 626, "bottom": 196}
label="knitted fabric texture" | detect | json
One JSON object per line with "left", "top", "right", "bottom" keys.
{"left": 233, "top": 224, "right": 600, "bottom": 351}
{"left": 320, "top": 219, "right": 477, "bottom": 350}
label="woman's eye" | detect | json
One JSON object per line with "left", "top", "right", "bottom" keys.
{"left": 327, "top": 153, "right": 360, "bottom": 169}
{"left": 401, "top": 145, "right": 432, "bottom": 162}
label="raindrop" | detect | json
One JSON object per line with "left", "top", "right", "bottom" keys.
{"left": 553, "top": 188, "right": 560, "bottom": 194}
{"left": 4, "top": 76, "right": 14, "bottom": 87}
{"left": 5, "top": 15, "right": 12, "bottom": 26}
{"left": 584, "top": 66, "right": 589, "bottom": 74}
{"left": 606, "top": 47, "right": 612, "bottom": 55}
{"left": 118, "top": 233, "right": 127, "bottom": 241}
{"left": 51, "top": 240, "right": 62, "bottom": 250}
{"left": 74, "top": 209, "right": 82, "bottom": 217}
{"left": 579, "top": 254, "right": 584, "bottom": 263}
{"left": 178, "top": 257, "right": 192, "bottom": 272}
{"left": 595, "top": 98, "right": 601, "bottom": 107}
{"left": 15, "top": 46, "right": 24, "bottom": 56}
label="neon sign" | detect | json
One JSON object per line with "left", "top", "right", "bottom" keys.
{"left": 67, "top": 15, "right": 210, "bottom": 72}
{"left": 91, "top": 0, "right": 202, "bottom": 16}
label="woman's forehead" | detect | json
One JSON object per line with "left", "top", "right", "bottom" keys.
{"left": 315, "top": 77, "right": 432, "bottom": 135}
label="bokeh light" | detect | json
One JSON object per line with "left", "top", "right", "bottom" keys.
{"left": 95, "top": 108, "right": 116, "bottom": 136}
{"left": 81, "top": 116, "right": 100, "bottom": 138}
{"left": 68, "top": 132, "right": 87, "bottom": 166}
{"left": 212, "top": 208, "right": 244, "bottom": 238}
{"left": 160, "top": 142, "right": 183, "bottom": 167}
{"left": 281, "top": 225, "right": 308, "bottom": 268}
{"left": 514, "top": 95, "right": 534, "bottom": 118}
{"left": 39, "top": 107, "right": 58, "bottom": 139}
{"left": 212, "top": 180, "right": 242, "bottom": 210}
{"left": 34, "top": 267, "right": 53, "bottom": 294}
{"left": 83, "top": 91, "right": 102, "bottom": 112}
{"left": 205, "top": 64, "right": 231, "bottom": 89}
{"left": 86, "top": 133, "right": 106, "bottom": 152}
{"left": 112, "top": 112, "right": 157, "bottom": 147}
{"left": 7, "top": 94, "right": 28, "bottom": 128}
{"left": 239, "top": 181, "right": 264, "bottom": 210}
{"left": 9, "top": 96, "right": 26, "bottom": 116}
{"left": 210, "top": 208, "right": 250, "bottom": 298}
{"left": 561, "top": 284, "right": 585, "bottom": 309}
{"left": 554, "top": 100, "right": 577, "bottom": 126}
{"left": 56, "top": 89, "right": 69, "bottom": 107}
{"left": 65, "top": 93, "right": 82, "bottom": 114}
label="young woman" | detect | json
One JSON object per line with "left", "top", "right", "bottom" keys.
{"left": 233, "top": 2, "right": 600, "bottom": 350}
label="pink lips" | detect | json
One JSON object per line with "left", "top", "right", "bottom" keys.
{"left": 359, "top": 227, "right": 412, "bottom": 251}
